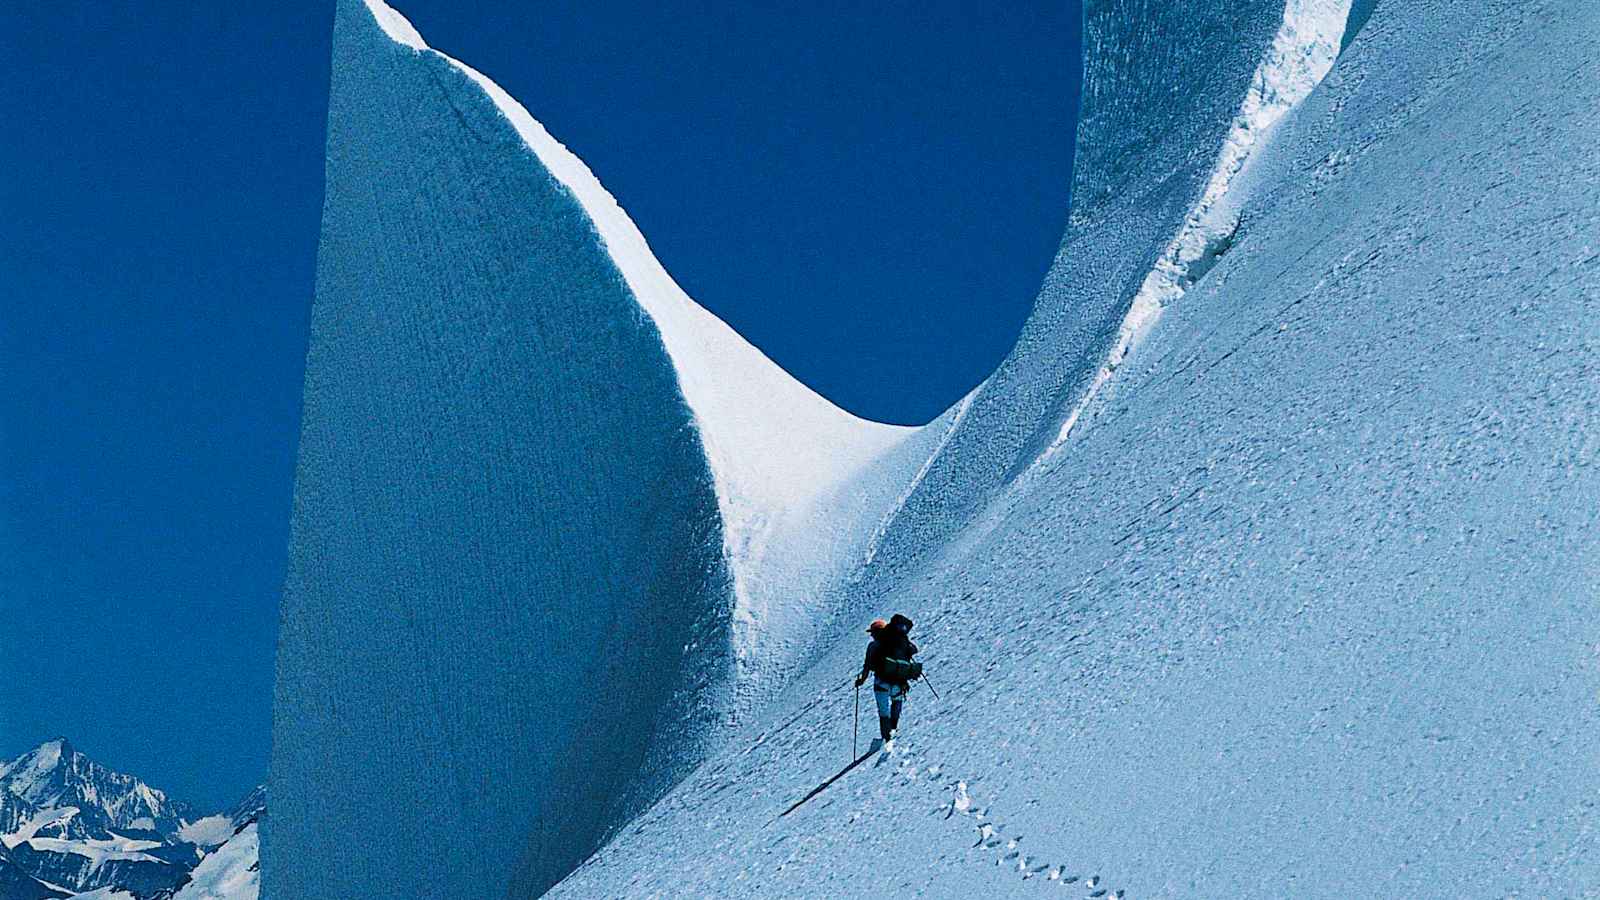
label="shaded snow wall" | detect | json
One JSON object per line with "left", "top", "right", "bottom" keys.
{"left": 858, "top": 0, "right": 1289, "bottom": 586}
{"left": 267, "top": 2, "right": 732, "bottom": 897}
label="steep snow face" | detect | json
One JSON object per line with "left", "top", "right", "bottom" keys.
{"left": 360, "top": 0, "right": 914, "bottom": 674}
{"left": 273, "top": 2, "right": 731, "bottom": 894}
{"left": 551, "top": 0, "right": 1600, "bottom": 896}
{"left": 1046, "top": 0, "right": 1353, "bottom": 451}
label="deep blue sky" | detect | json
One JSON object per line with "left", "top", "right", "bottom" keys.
{"left": 0, "top": 2, "right": 1078, "bottom": 811}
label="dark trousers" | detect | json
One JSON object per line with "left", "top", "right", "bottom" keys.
{"left": 873, "top": 681, "right": 905, "bottom": 740}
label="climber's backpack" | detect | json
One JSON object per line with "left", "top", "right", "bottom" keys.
{"left": 879, "top": 657, "right": 923, "bottom": 682}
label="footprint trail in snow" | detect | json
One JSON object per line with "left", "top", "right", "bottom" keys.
{"left": 846, "top": 738, "right": 1130, "bottom": 897}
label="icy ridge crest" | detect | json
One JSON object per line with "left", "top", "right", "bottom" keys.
{"left": 359, "top": 0, "right": 919, "bottom": 680}
{"left": 1046, "top": 0, "right": 1354, "bottom": 452}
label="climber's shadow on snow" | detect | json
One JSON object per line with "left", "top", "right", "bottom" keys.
{"left": 777, "top": 749, "right": 879, "bottom": 820}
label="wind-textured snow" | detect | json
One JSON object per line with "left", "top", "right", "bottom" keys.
{"left": 276, "top": 0, "right": 1600, "bottom": 896}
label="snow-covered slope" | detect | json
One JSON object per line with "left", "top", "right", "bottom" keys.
{"left": 171, "top": 822, "right": 258, "bottom": 900}
{"left": 549, "top": 0, "right": 1600, "bottom": 896}
{"left": 276, "top": 0, "right": 1599, "bottom": 895}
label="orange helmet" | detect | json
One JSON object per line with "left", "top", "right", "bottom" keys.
{"left": 866, "top": 618, "right": 888, "bottom": 634}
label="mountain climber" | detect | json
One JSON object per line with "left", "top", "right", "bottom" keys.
{"left": 855, "top": 613, "right": 920, "bottom": 748}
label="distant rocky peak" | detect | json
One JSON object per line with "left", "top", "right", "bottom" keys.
{"left": 229, "top": 785, "right": 266, "bottom": 826}
{"left": 0, "top": 739, "right": 192, "bottom": 839}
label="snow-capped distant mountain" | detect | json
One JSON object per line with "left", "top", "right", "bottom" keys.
{"left": 0, "top": 741, "right": 261, "bottom": 900}
{"left": 0, "top": 741, "right": 190, "bottom": 843}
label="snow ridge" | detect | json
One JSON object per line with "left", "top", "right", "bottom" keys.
{"left": 360, "top": 0, "right": 915, "bottom": 672}
{"left": 1044, "top": 0, "right": 1353, "bottom": 454}
{"left": 171, "top": 822, "right": 259, "bottom": 900}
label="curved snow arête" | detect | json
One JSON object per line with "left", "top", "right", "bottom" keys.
{"left": 367, "top": 1, "right": 933, "bottom": 691}
{"left": 272, "top": 1, "right": 923, "bottom": 897}
{"left": 844, "top": 0, "right": 1294, "bottom": 585}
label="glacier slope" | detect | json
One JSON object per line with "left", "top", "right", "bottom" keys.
{"left": 551, "top": 0, "right": 1600, "bottom": 896}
